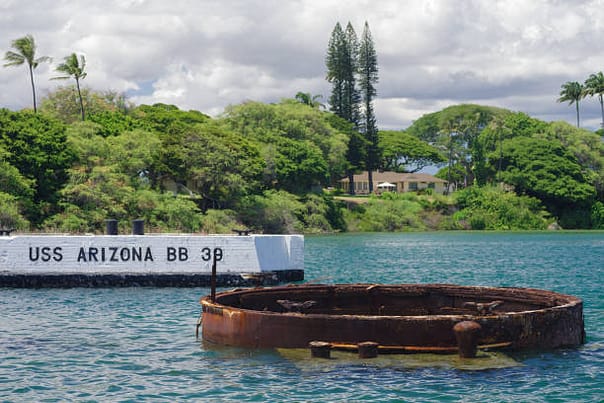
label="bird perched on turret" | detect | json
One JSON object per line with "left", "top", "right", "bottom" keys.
{"left": 277, "top": 299, "right": 317, "bottom": 312}
{"left": 462, "top": 300, "right": 504, "bottom": 315}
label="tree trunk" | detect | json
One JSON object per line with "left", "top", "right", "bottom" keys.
{"left": 76, "top": 78, "right": 85, "bottom": 121}
{"left": 446, "top": 132, "right": 453, "bottom": 194}
{"left": 29, "top": 65, "right": 37, "bottom": 113}
{"left": 599, "top": 95, "right": 604, "bottom": 129}
{"left": 347, "top": 171, "right": 355, "bottom": 195}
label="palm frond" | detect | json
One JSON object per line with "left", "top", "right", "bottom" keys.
{"left": 557, "top": 81, "right": 583, "bottom": 104}
{"left": 3, "top": 51, "right": 25, "bottom": 67}
{"left": 584, "top": 72, "right": 604, "bottom": 97}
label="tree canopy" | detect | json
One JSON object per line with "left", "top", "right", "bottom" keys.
{"left": 379, "top": 130, "right": 445, "bottom": 172}
{"left": 0, "top": 109, "right": 74, "bottom": 223}
{"left": 407, "top": 104, "right": 509, "bottom": 191}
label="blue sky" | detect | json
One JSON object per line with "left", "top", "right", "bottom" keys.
{"left": 2, "top": 0, "right": 604, "bottom": 130}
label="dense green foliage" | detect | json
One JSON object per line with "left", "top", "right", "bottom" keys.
{"left": 41, "top": 86, "right": 134, "bottom": 124}
{"left": 0, "top": 109, "right": 75, "bottom": 223}
{"left": 326, "top": 22, "right": 363, "bottom": 194}
{"left": 0, "top": 193, "right": 29, "bottom": 230}
{"left": 450, "top": 186, "right": 549, "bottom": 230}
{"left": 380, "top": 130, "right": 445, "bottom": 172}
{"left": 0, "top": 93, "right": 356, "bottom": 233}
{"left": 1, "top": 84, "right": 602, "bottom": 233}
{"left": 481, "top": 116, "right": 603, "bottom": 228}
{"left": 223, "top": 101, "right": 348, "bottom": 189}
{"left": 344, "top": 192, "right": 427, "bottom": 232}
{"left": 407, "top": 104, "right": 509, "bottom": 191}
{"left": 3, "top": 32, "right": 602, "bottom": 233}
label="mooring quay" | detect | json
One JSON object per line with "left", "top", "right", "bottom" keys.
{"left": 0, "top": 225, "right": 304, "bottom": 287}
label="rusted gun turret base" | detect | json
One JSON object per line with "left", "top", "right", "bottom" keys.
{"left": 201, "top": 283, "right": 584, "bottom": 352}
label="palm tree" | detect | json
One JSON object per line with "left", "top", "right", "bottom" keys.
{"left": 3, "top": 34, "right": 51, "bottom": 112}
{"left": 583, "top": 72, "right": 604, "bottom": 129}
{"left": 294, "top": 92, "right": 324, "bottom": 109}
{"left": 53, "top": 53, "right": 87, "bottom": 121}
{"left": 557, "top": 81, "right": 584, "bottom": 128}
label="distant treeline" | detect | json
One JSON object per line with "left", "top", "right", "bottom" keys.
{"left": 1, "top": 88, "right": 603, "bottom": 233}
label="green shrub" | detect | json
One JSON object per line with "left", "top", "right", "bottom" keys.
{"left": 591, "top": 201, "right": 604, "bottom": 229}
{"left": 201, "top": 209, "right": 239, "bottom": 234}
{"left": 300, "top": 193, "right": 346, "bottom": 233}
{"left": 42, "top": 204, "right": 96, "bottom": 233}
{"left": 452, "top": 185, "right": 549, "bottom": 230}
{"left": 350, "top": 193, "right": 426, "bottom": 232}
{"left": 238, "top": 190, "right": 305, "bottom": 234}
{"left": 147, "top": 193, "right": 202, "bottom": 232}
{"left": 0, "top": 193, "right": 29, "bottom": 231}
{"left": 43, "top": 191, "right": 203, "bottom": 233}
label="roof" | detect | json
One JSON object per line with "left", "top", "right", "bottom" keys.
{"left": 339, "top": 171, "right": 447, "bottom": 184}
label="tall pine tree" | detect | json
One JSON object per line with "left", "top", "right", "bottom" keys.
{"left": 326, "top": 22, "right": 363, "bottom": 194}
{"left": 326, "top": 21, "right": 378, "bottom": 194}
{"left": 358, "top": 21, "right": 379, "bottom": 192}
{"left": 326, "top": 23, "right": 346, "bottom": 118}
{"left": 326, "top": 23, "right": 360, "bottom": 125}
{"left": 343, "top": 23, "right": 360, "bottom": 127}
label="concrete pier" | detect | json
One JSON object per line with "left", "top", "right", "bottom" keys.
{"left": 0, "top": 234, "right": 304, "bottom": 287}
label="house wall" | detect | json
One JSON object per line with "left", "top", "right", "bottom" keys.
{"left": 404, "top": 181, "right": 447, "bottom": 195}
{"left": 340, "top": 179, "right": 447, "bottom": 195}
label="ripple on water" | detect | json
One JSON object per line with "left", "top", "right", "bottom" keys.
{"left": 0, "top": 232, "right": 602, "bottom": 401}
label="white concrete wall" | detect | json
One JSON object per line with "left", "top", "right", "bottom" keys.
{"left": 0, "top": 235, "right": 304, "bottom": 274}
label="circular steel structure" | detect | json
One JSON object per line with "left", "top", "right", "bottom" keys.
{"left": 200, "top": 284, "right": 585, "bottom": 351}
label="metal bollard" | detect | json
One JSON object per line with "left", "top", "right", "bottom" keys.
{"left": 105, "top": 219, "right": 118, "bottom": 235}
{"left": 309, "top": 341, "right": 331, "bottom": 359}
{"left": 358, "top": 341, "right": 379, "bottom": 358}
{"left": 132, "top": 219, "right": 144, "bottom": 235}
{"left": 453, "top": 320, "right": 482, "bottom": 358}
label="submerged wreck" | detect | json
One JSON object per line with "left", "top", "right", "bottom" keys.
{"left": 200, "top": 284, "right": 584, "bottom": 358}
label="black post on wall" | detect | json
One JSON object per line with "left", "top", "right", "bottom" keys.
{"left": 210, "top": 248, "right": 223, "bottom": 302}
{"left": 105, "top": 219, "right": 118, "bottom": 235}
{"left": 210, "top": 257, "right": 217, "bottom": 302}
{"left": 132, "top": 219, "right": 144, "bottom": 235}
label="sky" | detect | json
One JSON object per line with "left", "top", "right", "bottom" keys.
{"left": 2, "top": 0, "right": 604, "bottom": 131}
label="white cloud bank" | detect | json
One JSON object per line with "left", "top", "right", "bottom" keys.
{"left": 1, "top": 0, "right": 603, "bottom": 129}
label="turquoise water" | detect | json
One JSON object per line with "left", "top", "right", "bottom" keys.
{"left": 1, "top": 232, "right": 602, "bottom": 402}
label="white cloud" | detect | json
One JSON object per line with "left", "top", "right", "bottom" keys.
{"left": 1, "top": 0, "right": 604, "bottom": 129}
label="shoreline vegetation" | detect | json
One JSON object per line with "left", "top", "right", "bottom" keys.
{"left": 2, "top": 30, "right": 602, "bottom": 234}
{"left": 1, "top": 94, "right": 602, "bottom": 235}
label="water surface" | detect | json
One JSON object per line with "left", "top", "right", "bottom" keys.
{"left": 1, "top": 232, "right": 602, "bottom": 401}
